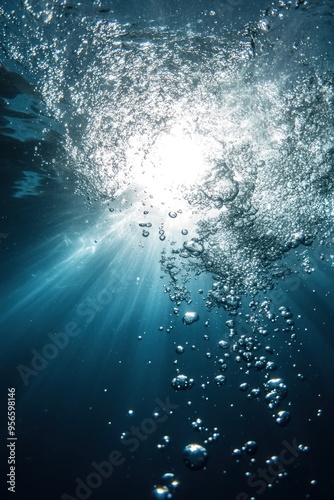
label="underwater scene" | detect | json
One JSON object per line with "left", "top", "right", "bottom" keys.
{"left": 1, "top": 0, "right": 334, "bottom": 499}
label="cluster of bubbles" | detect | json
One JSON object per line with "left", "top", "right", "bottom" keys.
{"left": 1, "top": 0, "right": 333, "bottom": 297}
{"left": 189, "top": 418, "right": 220, "bottom": 446}
{"left": 157, "top": 435, "right": 171, "bottom": 450}
{"left": 264, "top": 378, "right": 288, "bottom": 409}
{"left": 152, "top": 473, "right": 180, "bottom": 499}
{"left": 232, "top": 440, "right": 258, "bottom": 459}
{"left": 168, "top": 299, "right": 299, "bottom": 410}
{"left": 276, "top": 410, "right": 291, "bottom": 426}
{"left": 165, "top": 298, "right": 300, "bottom": 479}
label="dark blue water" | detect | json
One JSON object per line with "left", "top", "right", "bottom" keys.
{"left": 1, "top": 1, "right": 334, "bottom": 499}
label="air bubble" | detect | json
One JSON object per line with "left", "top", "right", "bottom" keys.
{"left": 171, "top": 374, "right": 194, "bottom": 390}
{"left": 183, "top": 444, "right": 208, "bottom": 470}
{"left": 205, "top": 174, "right": 239, "bottom": 204}
{"left": 183, "top": 239, "right": 204, "bottom": 256}
{"left": 226, "top": 319, "right": 235, "bottom": 328}
{"left": 276, "top": 410, "right": 291, "bottom": 426}
{"left": 232, "top": 448, "right": 243, "bottom": 458}
{"left": 243, "top": 441, "right": 258, "bottom": 455}
{"left": 182, "top": 311, "right": 200, "bottom": 325}
{"left": 214, "top": 374, "right": 226, "bottom": 386}
{"left": 151, "top": 486, "right": 170, "bottom": 499}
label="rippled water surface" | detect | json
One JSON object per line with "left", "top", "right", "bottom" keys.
{"left": 1, "top": 1, "right": 334, "bottom": 499}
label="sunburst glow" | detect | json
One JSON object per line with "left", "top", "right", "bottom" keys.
{"left": 127, "top": 124, "right": 208, "bottom": 205}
